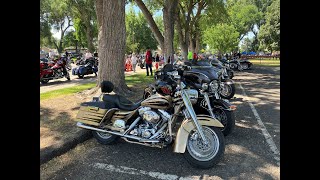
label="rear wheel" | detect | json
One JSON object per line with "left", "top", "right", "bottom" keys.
{"left": 92, "top": 131, "right": 118, "bottom": 145}
{"left": 184, "top": 126, "right": 225, "bottom": 169}
{"left": 78, "top": 74, "right": 84, "bottom": 78}
{"left": 40, "top": 79, "right": 49, "bottom": 84}
{"left": 241, "top": 63, "right": 248, "bottom": 70}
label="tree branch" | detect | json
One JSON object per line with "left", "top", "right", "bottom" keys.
{"left": 134, "top": 0, "right": 164, "bottom": 48}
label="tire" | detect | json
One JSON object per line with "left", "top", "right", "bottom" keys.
{"left": 219, "top": 81, "right": 235, "bottom": 99}
{"left": 212, "top": 108, "right": 235, "bottom": 136}
{"left": 140, "top": 63, "right": 144, "bottom": 69}
{"left": 143, "top": 87, "right": 154, "bottom": 99}
{"left": 241, "top": 63, "right": 248, "bottom": 70}
{"left": 229, "top": 63, "right": 237, "bottom": 69}
{"left": 92, "top": 130, "right": 118, "bottom": 145}
{"left": 227, "top": 70, "right": 234, "bottom": 79}
{"left": 40, "top": 79, "right": 49, "bottom": 84}
{"left": 78, "top": 74, "right": 84, "bottom": 78}
{"left": 184, "top": 126, "right": 225, "bottom": 169}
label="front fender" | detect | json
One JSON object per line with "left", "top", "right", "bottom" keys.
{"left": 173, "top": 115, "right": 223, "bottom": 153}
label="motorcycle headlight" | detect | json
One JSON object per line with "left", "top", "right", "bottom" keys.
{"left": 210, "top": 80, "right": 219, "bottom": 92}
{"left": 202, "top": 83, "right": 209, "bottom": 90}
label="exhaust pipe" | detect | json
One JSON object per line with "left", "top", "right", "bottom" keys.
{"left": 76, "top": 122, "right": 159, "bottom": 143}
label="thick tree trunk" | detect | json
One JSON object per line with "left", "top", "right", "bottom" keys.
{"left": 135, "top": 0, "right": 164, "bottom": 50}
{"left": 96, "top": 0, "right": 130, "bottom": 95}
{"left": 85, "top": 20, "right": 95, "bottom": 53}
{"left": 163, "top": 0, "right": 179, "bottom": 64}
{"left": 194, "top": 22, "right": 200, "bottom": 53}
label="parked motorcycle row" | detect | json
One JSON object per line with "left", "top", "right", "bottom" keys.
{"left": 73, "top": 58, "right": 253, "bottom": 169}
{"left": 40, "top": 56, "right": 99, "bottom": 84}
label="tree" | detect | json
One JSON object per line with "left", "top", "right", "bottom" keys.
{"left": 258, "top": 0, "right": 279, "bottom": 53}
{"left": 204, "top": 23, "right": 239, "bottom": 54}
{"left": 134, "top": 0, "right": 178, "bottom": 63}
{"left": 125, "top": 7, "right": 158, "bottom": 54}
{"left": 228, "top": 2, "right": 263, "bottom": 41}
{"left": 68, "top": 0, "right": 97, "bottom": 53}
{"left": 96, "top": 0, "right": 130, "bottom": 95}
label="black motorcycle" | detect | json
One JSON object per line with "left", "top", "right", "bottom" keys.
{"left": 72, "top": 57, "right": 98, "bottom": 78}
{"left": 144, "top": 63, "right": 236, "bottom": 136}
{"left": 210, "top": 58, "right": 234, "bottom": 79}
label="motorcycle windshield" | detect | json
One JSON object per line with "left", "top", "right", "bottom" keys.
{"left": 185, "top": 66, "right": 220, "bottom": 80}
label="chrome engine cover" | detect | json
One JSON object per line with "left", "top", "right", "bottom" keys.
{"left": 142, "top": 111, "right": 160, "bottom": 124}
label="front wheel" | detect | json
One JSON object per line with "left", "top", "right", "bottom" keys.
{"left": 184, "top": 126, "right": 225, "bottom": 169}
{"left": 92, "top": 131, "right": 118, "bottom": 145}
{"left": 219, "top": 81, "right": 235, "bottom": 99}
{"left": 213, "top": 108, "right": 235, "bottom": 136}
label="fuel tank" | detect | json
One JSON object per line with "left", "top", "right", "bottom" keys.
{"left": 141, "top": 93, "right": 172, "bottom": 110}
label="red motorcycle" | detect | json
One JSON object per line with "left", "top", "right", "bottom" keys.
{"left": 40, "top": 58, "right": 70, "bottom": 84}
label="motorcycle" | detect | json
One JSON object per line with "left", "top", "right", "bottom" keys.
{"left": 74, "top": 71, "right": 225, "bottom": 169}
{"left": 144, "top": 63, "right": 236, "bottom": 136}
{"left": 72, "top": 57, "right": 98, "bottom": 78}
{"left": 221, "top": 58, "right": 253, "bottom": 71}
{"left": 210, "top": 59, "right": 234, "bottom": 79}
{"left": 40, "top": 58, "right": 70, "bottom": 84}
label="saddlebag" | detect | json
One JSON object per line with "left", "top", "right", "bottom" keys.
{"left": 75, "top": 102, "right": 108, "bottom": 126}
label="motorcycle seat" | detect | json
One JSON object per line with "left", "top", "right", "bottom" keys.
{"left": 102, "top": 94, "right": 142, "bottom": 111}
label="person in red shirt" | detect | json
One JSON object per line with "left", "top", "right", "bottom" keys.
{"left": 145, "top": 47, "right": 153, "bottom": 76}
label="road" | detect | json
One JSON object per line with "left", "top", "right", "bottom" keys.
{"left": 40, "top": 66, "right": 280, "bottom": 180}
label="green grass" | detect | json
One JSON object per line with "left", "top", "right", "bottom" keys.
{"left": 40, "top": 82, "right": 97, "bottom": 100}
{"left": 248, "top": 58, "right": 280, "bottom": 67}
{"left": 41, "top": 72, "right": 155, "bottom": 101}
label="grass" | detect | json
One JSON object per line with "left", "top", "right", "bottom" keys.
{"left": 40, "top": 82, "right": 97, "bottom": 100}
{"left": 248, "top": 58, "right": 280, "bottom": 67}
{"left": 40, "top": 72, "right": 155, "bottom": 101}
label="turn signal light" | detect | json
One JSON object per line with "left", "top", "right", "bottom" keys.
{"left": 230, "top": 105, "right": 237, "bottom": 110}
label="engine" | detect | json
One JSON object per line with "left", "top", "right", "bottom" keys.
{"left": 129, "top": 107, "right": 168, "bottom": 139}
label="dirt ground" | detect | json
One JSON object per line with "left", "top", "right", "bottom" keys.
{"left": 40, "top": 79, "right": 150, "bottom": 151}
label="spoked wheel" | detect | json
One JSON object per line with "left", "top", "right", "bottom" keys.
{"left": 212, "top": 108, "right": 235, "bottom": 136}
{"left": 184, "top": 126, "right": 225, "bottom": 169}
{"left": 219, "top": 81, "right": 235, "bottom": 99}
{"left": 92, "top": 131, "right": 118, "bottom": 145}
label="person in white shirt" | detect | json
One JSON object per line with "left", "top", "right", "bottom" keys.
{"left": 84, "top": 50, "right": 93, "bottom": 60}
{"left": 49, "top": 50, "right": 55, "bottom": 60}
{"left": 131, "top": 53, "right": 138, "bottom": 73}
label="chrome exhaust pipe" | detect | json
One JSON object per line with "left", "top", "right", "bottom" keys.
{"left": 76, "top": 122, "right": 159, "bottom": 143}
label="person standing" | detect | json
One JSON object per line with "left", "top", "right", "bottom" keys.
{"left": 131, "top": 53, "right": 138, "bottom": 73}
{"left": 49, "top": 50, "right": 55, "bottom": 60}
{"left": 85, "top": 50, "right": 92, "bottom": 60}
{"left": 155, "top": 54, "right": 160, "bottom": 70}
{"left": 188, "top": 50, "right": 193, "bottom": 61}
{"left": 145, "top": 47, "right": 153, "bottom": 76}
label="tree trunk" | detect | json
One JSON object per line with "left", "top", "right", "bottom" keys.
{"left": 135, "top": 0, "right": 164, "bottom": 51}
{"left": 96, "top": 0, "right": 130, "bottom": 95}
{"left": 194, "top": 22, "right": 200, "bottom": 53}
{"left": 85, "top": 19, "right": 95, "bottom": 53}
{"left": 175, "top": 13, "right": 188, "bottom": 60}
{"left": 163, "top": 0, "right": 179, "bottom": 64}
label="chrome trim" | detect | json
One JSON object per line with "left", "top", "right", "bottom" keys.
{"left": 181, "top": 90, "right": 208, "bottom": 144}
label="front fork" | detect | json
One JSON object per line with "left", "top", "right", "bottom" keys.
{"left": 202, "top": 92, "right": 216, "bottom": 119}
{"left": 181, "top": 90, "right": 208, "bottom": 145}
